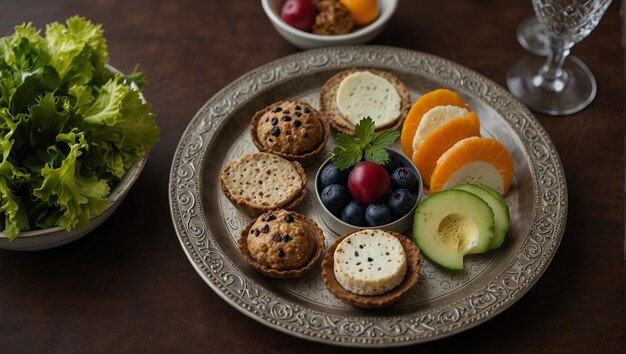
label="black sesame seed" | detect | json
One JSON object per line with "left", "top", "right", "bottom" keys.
{"left": 278, "top": 249, "right": 285, "bottom": 258}
{"left": 293, "top": 120, "right": 302, "bottom": 127}
{"left": 262, "top": 214, "right": 276, "bottom": 222}
{"left": 254, "top": 229, "right": 260, "bottom": 236}
{"left": 261, "top": 224, "right": 269, "bottom": 233}
{"left": 282, "top": 116, "right": 292, "bottom": 122}
{"left": 283, "top": 234, "right": 292, "bottom": 242}
{"left": 271, "top": 117, "right": 278, "bottom": 126}
{"left": 303, "top": 108, "right": 310, "bottom": 113}
{"left": 356, "top": 262, "right": 361, "bottom": 266}
{"left": 368, "top": 257, "right": 373, "bottom": 262}
{"left": 265, "top": 118, "right": 269, "bottom": 122}
{"left": 284, "top": 214, "right": 294, "bottom": 223}
{"left": 270, "top": 126, "right": 280, "bottom": 136}
{"left": 355, "top": 251, "right": 359, "bottom": 257}
{"left": 294, "top": 105, "right": 301, "bottom": 110}
{"left": 359, "top": 245, "right": 363, "bottom": 249}
{"left": 272, "top": 233, "right": 282, "bottom": 242}
{"left": 283, "top": 110, "right": 290, "bottom": 114}
{"left": 271, "top": 107, "right": 282, "bottom": 113}
{"left": 294, "top": 111, "right": 302, "bottom": 117}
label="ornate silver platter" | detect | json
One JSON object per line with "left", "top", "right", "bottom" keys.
{"left": 169, "top": 46, "right": 567, "bottom": 347}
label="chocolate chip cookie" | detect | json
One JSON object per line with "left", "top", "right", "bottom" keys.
{"left": 238, "top": 209, "right": 325, "bottom": 279}
{"left": 251, "top": 100, "right": 329, "bottom": 165}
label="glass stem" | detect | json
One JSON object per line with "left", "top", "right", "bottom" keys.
{"left": 533, "top": 41, "right": 571, "bottom": 92}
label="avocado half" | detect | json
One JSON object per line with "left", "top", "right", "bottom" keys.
{"left": 413, "top": 189, "right": 494, "bottom": 271}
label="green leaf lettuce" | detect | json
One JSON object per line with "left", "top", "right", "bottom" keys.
{"left": 0, "top": 17, "right": 159, "bottom": 238}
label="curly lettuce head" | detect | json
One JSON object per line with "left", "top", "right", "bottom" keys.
{"left": 0, "top": 16, "right": 159, "bottom": 239}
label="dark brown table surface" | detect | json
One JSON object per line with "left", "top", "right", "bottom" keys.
{"left": 0, "top": 0, "right": 623, "bottom": 352}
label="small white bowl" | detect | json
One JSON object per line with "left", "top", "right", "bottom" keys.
{"left": 315, "top": 150, "right": 423, "bottom": 237}
{"left": 0, "top": 153, "right": 148, "bottom": 251}
{"left": 262, "top": 0, "right": 398, "bottom": 50}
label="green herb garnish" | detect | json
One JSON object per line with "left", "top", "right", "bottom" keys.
{"left": 331, "top": 117, "right": 400, "bottom": 170}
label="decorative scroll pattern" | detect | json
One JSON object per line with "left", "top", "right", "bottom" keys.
{"left": 169, "top": 46, "right": 567, "bottom": 346}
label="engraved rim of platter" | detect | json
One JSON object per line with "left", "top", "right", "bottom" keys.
{"left": 168, "top": 46, "right": 568, "bottom": 347}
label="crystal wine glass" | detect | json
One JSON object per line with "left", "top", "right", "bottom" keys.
{"left": 517, "top": 16, "right": 550, "bottom": 56}
{"left": 507, "top": 0, "right": 612, "bottom": 115}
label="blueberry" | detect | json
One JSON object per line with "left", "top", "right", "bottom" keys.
{"left": 390, "top": 167, "right": 418, "bottom": 191}
{"left": 382, "top": 149, "right": 404, "bottom": 173}
{"left": 365, "top": 203, "right": 394, "bottom": 226}
{"left": 386, "top": 189, "right": 416, "bottom": 217}
{"left": 341, "top": 200, "right": 365, "bottom": 226}
{"left": 320, "top": 184, "right": 350, "bottom": 216}
{"left": 320, "top": 163, "right": 348, "bottom": 187}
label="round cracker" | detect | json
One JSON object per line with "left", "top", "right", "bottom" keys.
{"left": 220, "top": 152, "right": 307, "bottom": 216}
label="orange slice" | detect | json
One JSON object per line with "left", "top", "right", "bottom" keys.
{"left": 400, "top": 89, "right": 468, "bottom": 157}
{"left": 412, "top": 112, "right": 481, "bottom": 187}
{"left": 430, "top": 137, "right": 514, "bottom": 194}
{"left": 340, "top": 0, "right": 379, "bottom": 26}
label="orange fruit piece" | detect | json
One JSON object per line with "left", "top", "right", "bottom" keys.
{"left": 430, "top": 137, "right": 514, "bottom": 194}
{"left": 400, "top": 89, "right": 467, "bottom": 158}
{"left": 339, "top": 0, "right": 379, "bottom": 26}
{"left": 412, "top": 112, "right": 481, "bottom": 187}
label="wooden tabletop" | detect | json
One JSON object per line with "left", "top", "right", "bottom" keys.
{"left": 0, "top": 0, "right": 623, "bottom": 352}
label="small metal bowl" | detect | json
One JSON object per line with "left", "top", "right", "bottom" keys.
{"left": 315, "top": 149, "right": 423, "bottom": 237}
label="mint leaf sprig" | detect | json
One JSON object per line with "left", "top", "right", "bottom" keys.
{"left": 331, "top": 117, "right": 400, "bottom": 170}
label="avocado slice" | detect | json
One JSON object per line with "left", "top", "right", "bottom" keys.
{"left": 454, "top": 183, "right": 510, "bottom": 250}
{"left": 413, "top": 189, "right": 494, "bottom": 271}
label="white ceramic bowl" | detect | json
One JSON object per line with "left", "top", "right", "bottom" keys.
{"left": 315, "top": 150, "right": 423, "bottom": 237}
{"left": 0, "top": 153, "right": 148, "bottom": 251}
{"left": 262, "top": 0, "right": 398, "bottom": 50}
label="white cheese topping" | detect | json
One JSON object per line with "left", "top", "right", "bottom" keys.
{"left": 336, "top": 71, "right": 401, "bottom": 128}
{"left": 412, "top": 105, "right": 469, "bottom": 151}
{"left": 333, "top": 230, "right": 407, "bottom": 295}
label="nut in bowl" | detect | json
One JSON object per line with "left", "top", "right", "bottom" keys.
{"left": 261, "top": 0, "right": 398, "bottom": 49}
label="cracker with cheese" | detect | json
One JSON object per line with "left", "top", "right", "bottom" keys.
{"left": 322, "top": 229, "right": 420, "bottom": 309}
{"left": 320, "top": 69, "right": 410, "bottom": 135}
